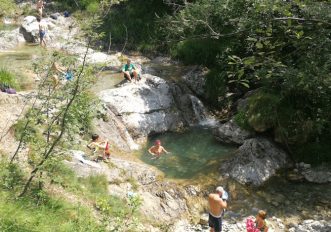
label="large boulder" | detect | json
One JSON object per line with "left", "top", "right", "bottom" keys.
{"left": 214, "top": 119, "right": 253, "bottom": 145}
{"left": 220, "top": 138, "right": 290, "bottom": 186}
{"left": 98, "top": 74, "right": 205, "bottom": 141}
{"left": 19, "top": 16, "right": 39, "bottom": 43}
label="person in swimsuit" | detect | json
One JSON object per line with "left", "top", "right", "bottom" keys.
{"left": 208, "top": 186, "right": 227, "bottom": 232}
{"left": 37, "top": 17, "right": 47, "bottom": 48}
{"left": 37, "top": 0, "right": 44, "bottom": 18}
{"left": 148, "top": 140, "right": 169, "bottom": 159}
{"left": 122, "top": 59, "right": 140, "bottom": 82}
{"left": 255, "top": 210, "right": 268, "bottom": 232}
{"left": 87, "top": 134, "right": 111, "bottom": 163}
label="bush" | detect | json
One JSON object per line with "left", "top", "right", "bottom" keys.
{"left": 172, "top": 39, "right": 223, "bottom": 66}
{"left": 0, "top": 0, "right": 16, "bottom": 17}
{"left": 0, "top": 159, "right": 24, "bottom": 190}
{"left": 246, "top": 90, "right": 280, "bottom": 132}
{"left": 0, "top": 68, "right": 19, "bottom": 90}
{"left": 293, "top": 139, "right": 331, "bottom": 164}
{"left": 234, "top": 110, "right": 252, "bottom": 131}
{"left": 205, "top": 68, "right": 228, "bottom": 107}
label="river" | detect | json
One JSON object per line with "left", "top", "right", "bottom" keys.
{"left": 1, "top": 42, "right": 330, "bottom": 226}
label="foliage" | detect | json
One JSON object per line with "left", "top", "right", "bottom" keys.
{"left": 234, "top": 110, "right": 252, "bottom": 131}
{"left": 0, "top": 68, "right": 19, "bottom": 90}
{"left": 157, "top": 0, "right": 331, "bottom": 162}
{"left": 0, "top": 0, "right": 16, "bottom": 17}
{"left": 101, "top": 0, "right": 171, "bottom": 51}
{"left": 0, "top": 190, "right": 104, "bottom": 232}
{"left": 0, "top": 159, "right": 24, "bottom": 190}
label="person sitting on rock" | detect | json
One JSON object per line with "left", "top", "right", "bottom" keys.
{"left": 87, "top": 134, "right": 111, "bottom": 163}
{"left": 37, "top": 17, "right": 47, "bottom": 48}
{"left": 148, "top": 140, "right": 169, "bottom": 159}
{"left": 121, "top": 59, "right": 140, "bottom": 83}
{"left": 246, "top": 210, "right": 269, "bottom": 232}
{"left": 208, "top": 186, "right": 227, "bottom": 232}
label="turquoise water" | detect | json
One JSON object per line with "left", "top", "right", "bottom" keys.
{"left": 137, "top": 127, "right": 235, "bottom": 180}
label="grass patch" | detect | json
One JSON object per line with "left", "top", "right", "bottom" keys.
{"left": 0, "top": 68, "right": 19, "bottom": 90}
{"left": 0, "top": 189, "right": 103, "bottom": 232}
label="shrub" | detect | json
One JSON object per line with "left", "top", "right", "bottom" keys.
{"left": 0, "top": 0, "right": 16, "bottom": 17}
{"left": 234, "top": 110, "right": 252, "bottom": 131}
{"left": 0, "top": 159, "right": 24, "bottom": 190}
{"left": 0, "top": 68, "right": 19, "bottom": 90}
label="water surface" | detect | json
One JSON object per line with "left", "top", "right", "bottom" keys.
{"left": 137, "top": 127, "right": 235, "bottom": 181}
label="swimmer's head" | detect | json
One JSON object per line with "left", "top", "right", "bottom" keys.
{"left": 155, "top": 140, "right": 161, "bottom": 146}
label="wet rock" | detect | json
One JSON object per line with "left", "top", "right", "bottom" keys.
{"left": 288, "top": 219, "right": 331, "bottom": 232}
{"left": 214, "top": 119, "right": 253, "bottom": 145}
{"left": 20, "top": 16, "right": 39, "bottom": 43}
{"left": 181, "top": 66, "right": 207, "bottom": 97}
{"left": 220, "top": 138, "right": 290, "bottom": 186}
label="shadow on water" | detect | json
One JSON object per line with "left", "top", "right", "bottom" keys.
{"left": 136, "top": 127, "right": 236, "bottom": 181}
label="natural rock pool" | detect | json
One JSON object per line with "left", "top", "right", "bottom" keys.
{"left": 137, "top": 126, "right": 235, "bottom": 181}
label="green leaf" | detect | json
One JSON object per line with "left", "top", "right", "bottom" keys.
{"left": 256, "top": 42, "right": 263, "bottom": 49}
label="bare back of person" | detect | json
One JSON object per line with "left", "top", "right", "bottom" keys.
{"left": 208, "top": 187, "right": 227, "bottom": 232}
{"left": 209, "top": 193, "right": 225, "bottom": 217}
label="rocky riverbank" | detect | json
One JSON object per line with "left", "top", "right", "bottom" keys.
{"left": 1, "top": 9, "right": 330, "bottom": 232}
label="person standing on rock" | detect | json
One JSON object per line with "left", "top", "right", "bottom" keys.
{"left": 148, "top": 140, "right": 169, "bottom": 159}
{"left": 37, "top": 17, "right": 47, "bottom": 48}
{"left": 37, "top": 0, "right": 45, "bottom": 18}
{"left": 208, "top": 186, "right": 227, "bottom": 232}
{"left": 122, "top": 59, "right": 139, "bottom": 83}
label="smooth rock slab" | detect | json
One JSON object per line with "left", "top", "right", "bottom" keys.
{"left": 98, "top": 74, "right": 190, "bottom": 139}
{"left": 220, "top": 138, "right": 290, "bottom": 186}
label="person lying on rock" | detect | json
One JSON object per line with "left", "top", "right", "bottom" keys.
{"left": 148, "top": 140, "right": 169, "bottom": 159}
{"left": 87, "top": 134, "right": 111, "bottom": 163}
{"left": 208, "top": 186, "right": 227, "bottom": 232}
{"left": 121, "top": 59, "right": 140, "bottom": 83}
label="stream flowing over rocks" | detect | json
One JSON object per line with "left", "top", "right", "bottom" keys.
{"left": 1, "top": 11, "right": 331, "bottom": 231}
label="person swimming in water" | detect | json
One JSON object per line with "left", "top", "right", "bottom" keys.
{"left": 148, "top": 140, "right": 169, "bottom": 159}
